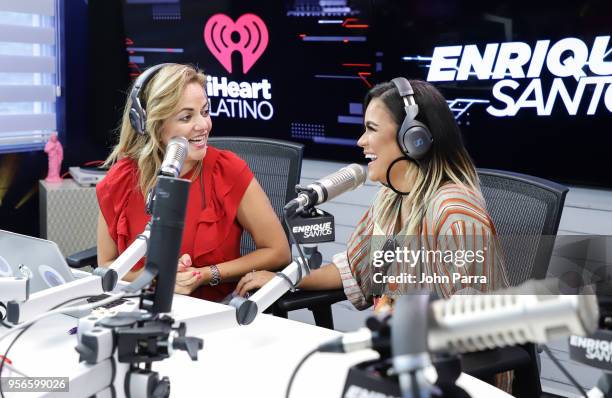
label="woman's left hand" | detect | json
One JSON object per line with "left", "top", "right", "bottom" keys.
{"left": 235, "top": 270, "right": 275, "bottom": 297}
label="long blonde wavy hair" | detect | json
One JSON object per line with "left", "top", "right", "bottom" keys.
{"left": 365, "top": 80, "right": 481, "bottom": 235}
{"left": 104, "top": 63, "right": 206, "bottom": 197}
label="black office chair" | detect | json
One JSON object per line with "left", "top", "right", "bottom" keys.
{"left": 460, "top": 169, "right": 568, "bottom": 397}
{"left": 67, "top": 137, "right": 304, "bottom": 270}
{"left": 206, "top": 136, "right": 303, "bottom": 256}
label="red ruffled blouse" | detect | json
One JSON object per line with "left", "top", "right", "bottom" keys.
{"left": 96, "top": 146, "right": 254, "bottom": 302}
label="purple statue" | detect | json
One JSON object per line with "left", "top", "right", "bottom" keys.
{"left": 44, "top": 132, "right": 63, "bottom": 183}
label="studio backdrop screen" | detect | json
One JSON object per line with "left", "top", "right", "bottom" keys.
{"left": 122, "top": 0, "right": 612, "bottom": 187}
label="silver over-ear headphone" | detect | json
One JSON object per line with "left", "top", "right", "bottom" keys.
{"left": 390, "top": 77, "right": 433, "bottom": 160}
{"left": 128, "top": 63, "right": 173, "bottom": 135}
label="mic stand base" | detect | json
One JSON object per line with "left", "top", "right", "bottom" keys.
{"left": 342, "top": 358, "right": 471, "bottom": 398}
{"left": 60, "top": 305, "right": 202, "bottom": 398}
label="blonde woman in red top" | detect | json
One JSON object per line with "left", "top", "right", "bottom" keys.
{"left": 96, "top": 64, "right": 290, "bottom": 302}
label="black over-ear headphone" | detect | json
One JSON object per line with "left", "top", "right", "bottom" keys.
{"left": 129, "top": 63, "right": 173, "bottom": 135}
{"left": 390, "top": 77, "right": 433, "bottom": 160}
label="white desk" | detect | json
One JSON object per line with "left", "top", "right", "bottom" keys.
{"left": 1, "top": 295, "right": 512, "bottom": 398}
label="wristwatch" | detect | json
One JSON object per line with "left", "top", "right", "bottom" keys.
{"left": 209, "top": 265, "right": 221, "bottom": 286}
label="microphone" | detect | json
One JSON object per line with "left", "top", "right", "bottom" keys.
{"left": 284, "top": 163, "right": 366, "bottom": 215}
{"left": 317, "top": 279, "right": 599, "bottom": 355}
{"left": 427, "top": 283, "right": 598, "bottom": 353}
{"left": 146, "top": 136, "right": 189, "bottom": 215}
{"left": 128, "top": 175, "right": 190, "bottom": 314}
{"left": 159, "top": 136, "right": 189, "bottom": 177}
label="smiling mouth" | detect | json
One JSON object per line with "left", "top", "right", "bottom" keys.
{"left": 365, "top": 154, "right": 378, "bottom": 162}
{"left": 188, "top": 135, "right": 207, "bottom": 145}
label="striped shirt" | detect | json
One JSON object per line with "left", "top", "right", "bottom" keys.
{"left": 333, "top": 183, "right": 510, "bottom": 310}
{"left": 332, "top": 183, "right": 513, "bottom": 393}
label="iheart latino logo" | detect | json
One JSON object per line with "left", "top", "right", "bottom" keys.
{"left": 203, "top": 13, "right": 269, "bottom": 74}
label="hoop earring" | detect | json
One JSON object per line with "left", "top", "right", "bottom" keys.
{"left": 384, "top": 156, "right": 412, "bottom": 195}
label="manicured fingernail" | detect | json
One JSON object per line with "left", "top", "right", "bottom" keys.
{"left": 192, "top": 271, "right": 199, "bottom": 276}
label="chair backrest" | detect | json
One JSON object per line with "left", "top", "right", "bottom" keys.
{"left": 207, "top": 136, "right": 304, "bottom": 255}
{"left": 477, "top": 169, "right": 568, "bottom": 286}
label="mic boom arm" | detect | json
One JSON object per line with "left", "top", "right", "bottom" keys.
{"left": 5, "top": 228, "right": 151, "bottom": 324}
{"left": 227, "top": 259, "right": 309, "bottom": 325}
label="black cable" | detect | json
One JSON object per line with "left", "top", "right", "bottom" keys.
{"left": 276, "top": 272, "right": 297, "bottom": 292}
{"left": 285, "top": 347, "right": 318, "bottom": 398}
{"left": 0, "top": 294, "right": 99, "bottom": 398}
{"left": 542, "top": 345, "right": 588, "bottom": 398}
{"left": 0, "top": 292, "right": 141, "bottom": 398}
{"left": 0, "top": 303, "right": 11, "bottom": 329}
{"left": 283, "top": 210, "right": 311, "bottom": 288}
{"left": 0, "top": 303, "right": 7, "bottom": 322}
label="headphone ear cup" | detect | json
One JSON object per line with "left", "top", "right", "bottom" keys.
{"left": 129, "top": 108, "right": 146, "bottom": 135}
{"left": 128, "top": 63, "right": 172, "bottom": 136}
{"left": 397, "top": 118, "right": 433, "bottom": 160}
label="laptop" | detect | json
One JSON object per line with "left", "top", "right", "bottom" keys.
{"left": 0, "top": 229, "right": 76, "bottom": 294}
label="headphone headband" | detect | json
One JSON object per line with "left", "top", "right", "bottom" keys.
{"left": 129, "top": 63, "right": 173, "bottom": 135}
{"left": 391, "top": 77, "right": 419, "bottom": 120}
{"left": 391, "top": 77, "right": 415, "bottom": 98}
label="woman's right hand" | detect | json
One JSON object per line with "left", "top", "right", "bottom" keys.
{"left": 175, "top": 254, "right": 203, "bottom": 295}
{"left": 234, "top": 270, "right": 276, "bottom": 297}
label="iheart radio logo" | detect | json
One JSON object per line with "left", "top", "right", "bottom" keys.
{"left": 203, "top": 13, "right": 269, "bottom": 74}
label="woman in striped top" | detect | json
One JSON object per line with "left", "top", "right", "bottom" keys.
{"left": 235, "top": 79, "right": 511, "bottom": 389}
